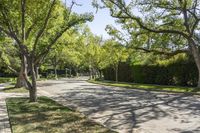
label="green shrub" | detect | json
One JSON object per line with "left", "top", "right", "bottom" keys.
{"left": 46, "top": 74, "right": 57, "bottom": 79}
{"left": 0, "top": 77, "right": 16, "bottom": 83}
{"left": 103, "top": 59, "right": 198, "bottom": 87}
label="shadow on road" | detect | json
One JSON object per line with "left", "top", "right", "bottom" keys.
{"left": 39, "top": 79, "right": 200, "bottom": 133}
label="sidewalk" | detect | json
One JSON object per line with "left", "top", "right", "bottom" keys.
{"left": 0, "top": 83, "right": 10, "bottom": 90}
{"left": 0, "top": 95, "right": 11, "bottom": 133}
{"left": 0, "top": 92, "right": 28, "bottom": 133}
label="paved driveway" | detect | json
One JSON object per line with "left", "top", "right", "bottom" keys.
{"left": 38, "top": 78, "right": 200, "bottom": 133}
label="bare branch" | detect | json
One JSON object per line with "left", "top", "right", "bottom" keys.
{"left": 21, "top": 0, "right": 26, "bottom": 41}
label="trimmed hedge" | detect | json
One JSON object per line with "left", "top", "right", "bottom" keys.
{"left": 103, "top": 63, "right": 133, "bottom": 82}
{"left": 103, "top": 61, "right": 198, "bottom": 87}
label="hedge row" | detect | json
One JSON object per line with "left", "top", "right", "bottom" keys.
{"left": 103, "top": 61, "right": 198, "bottom": 86}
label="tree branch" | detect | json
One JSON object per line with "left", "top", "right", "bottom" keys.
{"left": 32, "top": 0, "right": 56, "bottom": 54}
{"left": 0, "top": 52, "right": 18, "bottom": 75}
{"left": 36, "top": 16, "right": 91, "bottom": 65}
{"left": 2, "top": 61, "right": 18, "bottom": 75}
{"left": 106, "top": 0, "right": 190, "bottom": 39}
{"left": 25, "top": 22, "right": 36, "bottom": 40}
{"left": 21, "top": 0, "right": 26, "bottom": 41}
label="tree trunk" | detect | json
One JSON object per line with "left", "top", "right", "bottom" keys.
{"left": 193, "top": 56, "right": 200, "bottom": 87}
{"left": 29, "top": 61, "right": 37, "bottom": 102}
{"left": 75, "top": 68, "right": 79, "bottom": 77}
{"left": 93, "top": 69, "right": 96, "bottom": 79}
{"left": 89, "top": 67, "right": 92, "bottom": 79}
{"left": 21, "top": 55, "right": 37, "bottom": 102}
{"left": 69, "top": 69, "right": 72, "bottom": 77}
{"left": 34, "top": 66, "right": 40, "bottom": 79}
{"left": 115, "top": 64, "right": 118, "bottom": 82}
{"left": 65, "top": 68, "right": 68, "bottom": 77}
{"left": 54, "top": 65, "right": 57, "bottom": 79}
{"left": 15, "top": 66, "right": 28, "bottom": 88}
{"left": 189, "top": 40, "right": 200, "bottom": 87}
{"left": 99, "top": 70, "right": 102, "bottom": 79}
{"left": 92, "top": 68, "right": 95, "bottom": 79}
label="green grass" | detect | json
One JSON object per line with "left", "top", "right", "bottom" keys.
{"left": 36, "top": 77, "right": 48, "bottom": 81}
{"left": 88, "top": 80, "right": 200, "bottom": 94}
{"left": 0, "top": 77, "right": 16, "bottom": 83}
{"left": 1, "top": 86, "right": 28, "bottom": 93}
{"left": 6, "top": 97, "right": 115, "bottom": 133}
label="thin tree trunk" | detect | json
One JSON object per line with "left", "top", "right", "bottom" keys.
{"left": 89, "top": 67, "right": 92, "bottom": 79}
{"left": 93, "top": 69, "right": 95, "bottom": 79}
{"left": 99, "top": 70, "right": 102, "bottom": 79}
{"left": 69, "top": 68, "right": 72, "bottom": 77}
{"left": 29, "top": 61, "right": 37, "bottom": 102}
{"left": 92, "top": 68, "right": 94, "bottom": 79}
{"left": 115, "top": 64, "right": 118, "bottom": 82}
{"left": 54, "top": 65, "right": 57, "bottom": 79}
{"left": 75, "top": 68, "right": 79, "bottom": 77}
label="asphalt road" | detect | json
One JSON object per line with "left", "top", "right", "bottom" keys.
{"left": 38, "top": 78, "right": 200, "bottom": 133}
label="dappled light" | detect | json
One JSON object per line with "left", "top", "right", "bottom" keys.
{"left": 38, "top": 78, "right": 200, "bottom": 133}
{"left": 1, "top": 0, "right": 200, "bottom": 132}
{"left": 7, "top": 97, "right": 115, "bottom": 133}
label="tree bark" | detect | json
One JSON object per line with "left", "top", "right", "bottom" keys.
{"left": 89, "top": 67, "right": 92, "bottom": 79}
{"left": 29, "top": 61, "right": 37, "bottom": 102}
{"left": 75, "top": 68, "right": 79, "bottom": 77}
{"left": 15, "top": 66, "right": 28, "bottom": 88}
{"left": 34, "top": 65, "right": 40, "bottom": 79}
{"left": 69, "top": 68, "right": 72, "bottom": 77}
{"left": 92, "top": 68, "right": 95, "bottom": 79}
{"left": 189, "top": 39, "right": 200, "bottom": 87}
{"left": 21, "top": 55, "right": 37, "bottom": 102}
{"left": 115, "top": 64, "right": 118, "bottom": 82}
{"left": 99, "top": 70, "right": 102, "bottom": 79}
{"left": 15, "top": 55, "right": 29, "bottom": 89}
{"left": 54, "top": 65, "right": 57, "bottom": 79}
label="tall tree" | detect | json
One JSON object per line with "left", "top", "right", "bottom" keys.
{"left": 0, "top": 0, "right": 93, "bottom": 102}
{"left": 103, "top": 39, "right": 128, "bottom": 82}
{"left": 99, "top": 0, "right": 200, "bottom": 87}
{"left": 83, "top": 34, "right": 105, "bottom": 79}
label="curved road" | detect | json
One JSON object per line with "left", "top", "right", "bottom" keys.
{"left": 38, "top": 78, "right": 200, "bottom": 133}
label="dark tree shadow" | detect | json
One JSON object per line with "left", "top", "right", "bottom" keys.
{"left": 39, "top": 79, "right": 200, "bottom": 133}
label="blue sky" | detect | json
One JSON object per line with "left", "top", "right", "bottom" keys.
{"left": 64, "top": 0, "right": 118, "bottom": 39}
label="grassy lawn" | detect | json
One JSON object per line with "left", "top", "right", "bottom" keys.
{"left": 0, "top": 77, "right": 16, "bottom": 83}
{"left": 88, "top": 80, "right": 200, "bottom": 94}
{"left": 6, "top": 97, "right": 115, "bottom": 133}
{"left": 1, "top": 86, "right": 28, "bottom": 93}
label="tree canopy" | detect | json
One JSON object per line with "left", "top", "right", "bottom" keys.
{"left": 0, "top": 0, "right": 200, "bottom": 104}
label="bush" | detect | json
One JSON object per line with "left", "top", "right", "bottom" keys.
{"left": 103, "top": 60, "right": 198, "bottom": 87}
{"left": 46, "top": 74, "right": 57, "bottom": 79}
{"left": 102, "top": 63, "right": 133, "bottom": 82}
{"left": 0, "top": 77, "right": 16, "bottom": 84}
